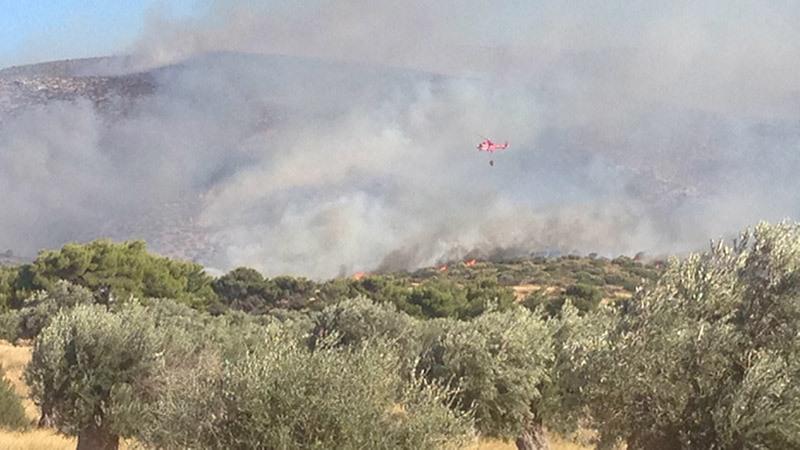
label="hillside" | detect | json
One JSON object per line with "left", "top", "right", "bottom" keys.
{"left": 0, "top": 52, "right": 709, "bottom": 278}
{"left": 0, "top": 239, "right": 663, "bottom": 320}
{"left": 0, "top": 53, "right": 448, "bottom": 270}
{"left": 406, "top": 255, "right": 663, "bottom": 298}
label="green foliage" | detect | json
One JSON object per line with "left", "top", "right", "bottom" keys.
{"left": 541, "top": 302, "right": 614, "bottom": 437}
{"left": 524, "top": 283, "right": 602, "bottom": 317}
{"left": 24, "top": 304, "right": 164, "bottom": 440}
{"left": 213, "top": 268, "right": 323, "bottom": 313}
{"left": 311, "top": 296, "right": 417, "bottom": 348}
{"left": 0, "top": 310, "right": 21, "bottom": 343}
{"left": 271, "top": 275, "right": 318, "bottom": 309}
{"left": 0, "top": 365, "right": 28, "bottom": 431}
{"left": 464, "top": 277, "right": 516, "bottom": 316}
{"left": 397, "top": 277, "right": 514, "bottom": 319}
{"left": 403, "top": 278, "right": 469, "bottom": 318}
{"left": 0, "top": 266, "right": 16, "bottom": 311}
{"left": 27, "top": 240, "right": 217, "bottom": 308}
{"left": 322, "top": 275, "right": 412, "bottom": 309}
{"left": 140, "top": 330, "right": 474, "bottom": 450}
{"left": 587, "top": 222, "right": 800, "bottom": 449}
{"left": 564, "top": 283, "right": 603, "bottom": 304}
{"left": 419, "top": 308, "right": 553, "bottom": 440}
{"left": 212, "top": 267, "right": 274, "bottom": 313}
{"left": 521, "top": 290, "right": 552, "bottom": 316}
{"left": 0, "top": 282, "right": 96, "bottom": 343}
{"left": 309, "top": 297, "right": 422, "bottom": 377}
{"left": 15, "top": 281, "right": 95, "bottom": 341}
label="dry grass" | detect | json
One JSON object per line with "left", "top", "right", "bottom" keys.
{"left": 512, "top": 284, "right": 542, "bottom": 301}
{"left": 512, "top": 284, "right": 560, "bottom": 302}
{"left": 0, "top": 340, "right": 37, "bottom": 421}
{"left": 465, "top": 438, "right": 515, "bottom": 450}
{"left": 0, "top": 429, "right": 75, "bottom": 450}
{"left": 0, "top": 340, "right": 31, "bottom": 395}
{"left": 549, "top": 433, "right": 596, "bottom": 450}
{"left": 0, "top": 429, "right": 136, "bottom": 450}
{"left": 464, "top": 432, "right": 594, "bottom": 450}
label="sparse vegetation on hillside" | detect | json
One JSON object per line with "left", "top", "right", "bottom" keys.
{"left": 0, "top": 239, "right": 663, "bottom": 323}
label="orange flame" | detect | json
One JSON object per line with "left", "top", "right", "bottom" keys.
{"left": 438, "top": 265, "right": 448, "bottom": 272}
{"left": 352, "top": 272, "right": 367, "bottom": 280}
{"left": 465, "top": 259, "right": 477, "bottom": 267}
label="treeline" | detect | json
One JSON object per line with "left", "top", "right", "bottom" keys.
{"left": 0, "top": 239, "right": 662, "bottom": 322}
{"left": 2, "top": 223, "right": 800, "bottom": 449}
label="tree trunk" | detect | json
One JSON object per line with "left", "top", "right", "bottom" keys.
{"left": 515, "top": 416, "right": 550, "bottom": 450}
{"left": 76, "top": 425, "right": 119, "bottom": 450}
{"left": 37, "top": 407, "right": 53, "bottom": 428}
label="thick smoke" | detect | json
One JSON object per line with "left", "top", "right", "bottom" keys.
{"left": 2, "top": 1, "right": 800, "bottom": 277}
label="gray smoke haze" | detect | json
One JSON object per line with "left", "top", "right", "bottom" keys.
{"left": 2, "top": 1, "right": 800, "bottom": 277}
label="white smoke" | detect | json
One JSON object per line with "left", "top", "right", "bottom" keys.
{"left": 1, "top": 1, "right": 799, "bottom": 277}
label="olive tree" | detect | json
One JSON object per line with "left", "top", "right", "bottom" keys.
{"left": 419, "top": 307, "right": 555, "bottom": 450}
{"left": 25, "top": 304, "right": 164, "bottom": 450}
{"left": 139, "top": 324, "right": 474, "bottom": 450}
{"left": 587, "top": 222, "right": 800, "bottom": 449}
{"left": 540, "top": 301, "right": 615, "bottom": 443}
{"left": 17, "top": 281, "right": 95, "bottom": 342}
{"left": 310, "top": 296, "right": 421, "bottom": 356}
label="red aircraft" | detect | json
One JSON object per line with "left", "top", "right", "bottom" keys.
{"left": 477, "top": 137, "right": 509, "bottom": 166}
{"left": 477, "top": 138, "right": 509, "bottom": 153}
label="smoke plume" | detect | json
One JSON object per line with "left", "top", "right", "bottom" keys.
{"left": 2, "top": 1, "right": 800, "bottom": 277}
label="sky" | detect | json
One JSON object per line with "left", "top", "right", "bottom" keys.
{"left": 6, "top": 1, "right": 800, "bottom": 70}
{"left": 0, "top": 0, "right": 204, "bottom": 68}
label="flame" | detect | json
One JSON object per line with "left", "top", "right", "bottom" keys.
{"left": 352, "top": 272, "right": 367, "bottom": 280}
{"left": 438, "top": 265, "right": 448, "bottom": 272}
{"left": 464, "top": 259, "right": 477, "bottom": 267}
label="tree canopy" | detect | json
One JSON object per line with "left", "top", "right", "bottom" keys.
{"left": 586, "top": 222, "right": 800, "bottom": 449}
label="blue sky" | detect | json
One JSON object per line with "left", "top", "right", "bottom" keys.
{"left": 0, "top": 0, "right": 204, "bottom": 68}
{"left": 3, "top": 0, "right": 800, "bottom": 71}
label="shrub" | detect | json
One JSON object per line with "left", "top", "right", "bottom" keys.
{"left": 587, "top": 222, "right": 800, "bottom": 449}
{"left": 141, "top": 331, "right": 474, "bottom": 450}
{"left": 310, "top": 297, "right": 422, "bottom": 374}
{"left": 0, "top": 310, "right": 21, "bottom": 343}
{"left": 0, "top": 266, "right": 17, "bottom": 312}
{"left": 0, "top": 365, "right": 28, "bottom": 431}
{"left": 419, "top": 308, "right": 554, "bottom": 449}
{"left": 16, "top": 281, "right": 94, "bottom": 341}
{"left": 310, "top": 296, "right": 418, "bottom": 348}
{"left": 523, "top": 283, "right": 601, "bottom": 318}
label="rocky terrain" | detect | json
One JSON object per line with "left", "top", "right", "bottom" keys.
{"left": 0, "top": 58, "right": 156, "bottom": 123}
